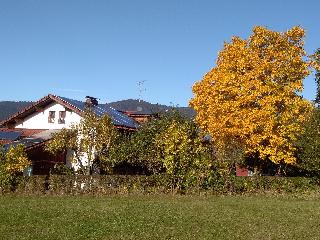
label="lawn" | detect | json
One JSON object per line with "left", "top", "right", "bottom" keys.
{"left": 0, "top": 194, "right": 320, "bottom": 240}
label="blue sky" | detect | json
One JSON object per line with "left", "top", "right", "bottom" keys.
{"left": 0, "top": 0, "right": 319, "bottom": 106}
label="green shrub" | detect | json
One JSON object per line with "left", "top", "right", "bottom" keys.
{"left": 109, "top": 110, "right": 213, "bottom": 189}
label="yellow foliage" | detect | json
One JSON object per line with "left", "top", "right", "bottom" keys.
{"left": 4, "top": 144, "right": 30, "bottom": 175}
{"left": 155, "top": 120, "right": 205, "bottom": 176}
{"left": 190, "top": 26, "right": 315, "bottom": 164}
{"left": 153, "top": 119, "right": 211, "bottom": 188}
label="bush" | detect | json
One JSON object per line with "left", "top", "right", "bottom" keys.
{"left": 109, "top": 110, "right": 213, "bottom": 189}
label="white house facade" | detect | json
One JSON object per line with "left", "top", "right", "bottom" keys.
{"left": 15, "top": 102, "right": 82, "bottom": 130}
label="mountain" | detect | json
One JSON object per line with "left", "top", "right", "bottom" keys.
{"left": 0, "top": 101, "right": 34, "bottom": 121}
{"left": 0, "top": 99, "right": 195, "bottom": 121}
{"left": 107, "top": 99, "right": 195, "bottom": 118}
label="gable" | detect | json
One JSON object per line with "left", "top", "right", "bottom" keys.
{"left": 15, "top": 102, "right": 82, "bottom": 130}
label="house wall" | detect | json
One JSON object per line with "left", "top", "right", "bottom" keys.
{"left": 129, "top": 115, "right": 152, "bottom": 124}
{"left": 15, "top": 102, "right": 82, "bottom": 130}
{"left": 236, "top": 166, "right": 249, "bottom": 176}
{"left": 66, "top": 149, "right": 91, "bottom": 172}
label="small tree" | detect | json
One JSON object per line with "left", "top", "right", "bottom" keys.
{"left": 110, "top": 111, "right": 189, "bottom": 173}
{"left": 110, "top": 111, "right": 212, "bottom": 187}
{"left": 46, "top": 111, "right": 118, "bottom": 174}
{"left": 154, "top": 119, "right": 211, "bottom": 188}
{"left": 0, "top": 144, "right": 30, "bottom": 189}
{"left": 297, "top": 105, "right": 320, "bottom": 176}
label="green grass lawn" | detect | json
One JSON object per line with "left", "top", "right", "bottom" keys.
{"left": 0, "top": 194, "right": 320, "bottom": 240}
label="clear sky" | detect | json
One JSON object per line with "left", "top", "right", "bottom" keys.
{"left": 0, "top": 0, "right": 319, "bottom": 106}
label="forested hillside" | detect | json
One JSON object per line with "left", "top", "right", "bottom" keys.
{"left": 0, "top": 99, "right": 195, "bottom": 121}
{"left": 0, "top": 101, "right": 33, "bottom": 121}
{"left": 107, "top": 99, "right": 195, "bottom": 118}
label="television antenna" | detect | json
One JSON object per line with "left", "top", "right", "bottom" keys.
{"left": 137, "top": 80, "right": 146, "bottom": 103}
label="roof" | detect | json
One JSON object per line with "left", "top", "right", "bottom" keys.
{"left": 59, "top": 96, "right": 139, "bottom": 129}
{"left": 119, "top": 110, "right": 156, "bottom": 117}
{"left": 0, "top": 128, "right": 49, "bottom": 149}
{"left": 0, "top": 131, "right": 21, "bottom": 141}
{"left": 3, "top": 137, "right": 48, "bottom": 151}
{"left": 0, "top": 94, "right": 139, "bottom": 130}
{"left": 0, "top": 139, "right": 13, "bottom": 145}
{"left": 32, "top": 129, "right": 61, "bottom": 140}
{"left": 0, "top": 128, "right": 59, "bottom": 151}
{"left": 0, "top": 128, "right": 45, "bottom": 138}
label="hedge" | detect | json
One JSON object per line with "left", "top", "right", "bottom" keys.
{"left": 2, "top": 174, "right": 319, "bottom": 195}
{"left": 12, "top": 175, "right": 172, "bottom": 195}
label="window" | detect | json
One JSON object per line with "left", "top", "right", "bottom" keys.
{"left": 48, "top": 111, "right": 55, "bottom": 123}
{"left": 58, "top": 111, "right": 66, "bottom": 124}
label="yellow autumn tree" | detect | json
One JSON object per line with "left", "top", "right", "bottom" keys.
{"left": 190, "top": 26, "right": 315, "bottom": 165}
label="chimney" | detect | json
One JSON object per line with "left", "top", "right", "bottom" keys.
{"left": 85, "top": 96, "right": 98, "bottom": 108}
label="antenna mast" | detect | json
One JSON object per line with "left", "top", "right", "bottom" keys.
{"left": 137, "top": 80, "right": 146, "bottom": 103}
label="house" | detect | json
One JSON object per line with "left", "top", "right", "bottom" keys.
{"left": 120, "top": 110, "right": 158, "bottom": 124}
{"left": 0, "top": 94, "right": 140, "bottom": 175}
